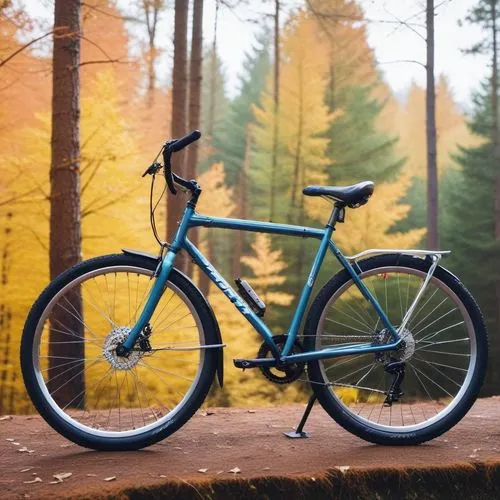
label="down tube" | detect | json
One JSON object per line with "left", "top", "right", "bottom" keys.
{"left": 183, "top": 238, "right": 281, "bottom": 358}
{"left": 282, "top": 226, "right": 334, "bottom": 356}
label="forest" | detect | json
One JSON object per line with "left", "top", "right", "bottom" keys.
{"left": 0, "top": 0, "right": 499, "bottom": 415}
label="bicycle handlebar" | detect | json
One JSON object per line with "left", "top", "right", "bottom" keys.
{"left": 162, "top": 130, "right": 201, "bottom": 195}
{"left": 169, "top": 129, "right": 201, "bottom": 153}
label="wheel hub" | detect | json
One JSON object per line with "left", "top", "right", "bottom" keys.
{"left": 375, "top": 327, "right": 415, "bottom": 362}
{"left": 103, "top": 327, "right": 142, "bottom": 370}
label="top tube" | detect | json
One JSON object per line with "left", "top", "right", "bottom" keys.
{"left": 189, "top": 214, "right": 326, "bottom": 239}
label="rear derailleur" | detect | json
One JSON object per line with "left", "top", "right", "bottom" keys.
{"left": 383, "top": 360, "right": 405, "bottom": 407}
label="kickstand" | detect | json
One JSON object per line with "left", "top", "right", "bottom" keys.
{"left": 283, "top": 394, "right": 317, "bottom": 439}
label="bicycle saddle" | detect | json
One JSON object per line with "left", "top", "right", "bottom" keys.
{"left": 302, "top": 181, "right": 374, "bottom": 208}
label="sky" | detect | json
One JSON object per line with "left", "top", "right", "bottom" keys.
{"left": 24, "top": 0, "right": 490, "bottom": 107}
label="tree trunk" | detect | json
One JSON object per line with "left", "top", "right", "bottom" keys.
{"left": 186, "top": 0, "right": 204, "bottom": 277}
{"left": 270, "top": 0, "right": 280, "bottom": 222}
{"left": 168, "top": 0, "right": 189, "bottom": 272}
{"left": 491, "top": 1, "right": 500, "bottom": 387}
{"left": 426, "top": 0, "right": 438, "bottom": 249}
{"left": 143, "top": 0, "right": 161, "bottom": 107}
{"left": 48, "top": 0, "right": 84, "bottom": 408}
{"left": 288, "top": 61, "right": 303, "bottom": 225}
{"left": 233, "top": 128, "right": 251, "bottom": 278}
{"left": 199, "top": 0, "right": 219, "bottom": 296}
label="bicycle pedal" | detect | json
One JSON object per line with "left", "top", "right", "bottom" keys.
{"left": 233, "top": 357, "right": 275, "bottom": 369}
{"left": 233, "top": 358, "right": 258, "bottom": 369}
{"left": 235, "top": 278, "right": 266, "bottom": 317}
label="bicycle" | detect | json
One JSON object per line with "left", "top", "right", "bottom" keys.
{"left": 21, "top": 130, "right": 488, "bottom": 451}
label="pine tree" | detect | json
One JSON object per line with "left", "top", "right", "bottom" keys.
{"left": 216, "top": 29, "right": 270, "bottom": 187}
{"left": 308, "top": 175, "right": 425, "bottom": 254}
{"left": 241, "top": 234, "right": 293, "bottom": 321}
{"left": 196, "top": 162, "right": 235, "bottom": 296}
{"left": 49, "top": 0, "right": 83, "bottom": 407}
{"left": 441, "top": 81, "right": 499, "bottom": 393}
{"left": 325, "top": 84, "right": 403, "bottom": 185}
{"left": 252, "top": 11, "right": 333, "bottom": 225}
{"left": 199, "top": 47, "right": 229, "bottom": 172}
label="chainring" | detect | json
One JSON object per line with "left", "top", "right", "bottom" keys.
{"left": 257, "top": 334, "right": 305, "bottom": 384}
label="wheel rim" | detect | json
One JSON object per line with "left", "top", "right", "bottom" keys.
{"left": 314, "top": 265, "right": 477, "bottom": 432}
{"left": 32, "top": 265, "right": 206, "bottom": 438}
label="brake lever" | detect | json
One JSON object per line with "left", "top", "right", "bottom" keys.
{"left": 141, "top": 162, "right": 162, "bottom": 177}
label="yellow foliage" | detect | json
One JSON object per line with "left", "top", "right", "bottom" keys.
{"left": 197, "top": 162, "right": 234, "bottom": 217}
{"left": 252, "top": 10, "right": 335, "bottom": 221}
{"left": 241, "top": 234, "right": 293, "bottom": 307}
{"left": 399, "top": 77, "right": 483, "bottom": 178}
{"left": 206, "top": 288, "right": 305, "bottom": 408}
{"left": 308, "top": 175, "right": 426, "bottom": 254}
{"left": 0, "top": 69, "right": 153, "bottom": 413}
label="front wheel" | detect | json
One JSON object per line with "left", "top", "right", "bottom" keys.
{"left": 21, "top": 253, "right": 219, "bottom": 450}
{"left": 304, "top": 254, "right": 488, "bottom": 445}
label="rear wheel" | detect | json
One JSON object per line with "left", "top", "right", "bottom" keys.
{"left": 21, "top": 253, "right": 218, "bottom": 450}
{"left": 305, "top": 254, "right": 488, "bottom": 445}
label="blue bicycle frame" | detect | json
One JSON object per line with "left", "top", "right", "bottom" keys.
{"left": 121, "top": 203, "right": 403, "bottom": 365}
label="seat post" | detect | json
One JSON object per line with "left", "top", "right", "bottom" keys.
{"left": 327, "top": 203, "right": 345, "bottom": 229}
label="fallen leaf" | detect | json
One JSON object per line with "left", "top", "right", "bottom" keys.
{"left": 229, "top": 467, "right": 241, "bottom": 474}
{"left": 18, "top": 447, "right": 29, "bottom": 453}
{"left": 247, "top": 410, "right": 256, "bottom": 414}
{"left": 174, "top": 446, "right": 182, "bottom": 450}
{"left": 6, "top": 438, "right": 14, "bottom": 442}
{"left": 200, "top": 409, "right": 215, "bottom": 416}
{"left": 104, "top": 476, "right": 116, "bottom": 482}
{"left": 262, "top": 467, "right": 271, "bottom": 471}
{"left": 13, "top": 442, "right": 20, "bottom": 446}
{"left": 59, "top": 444, "right": 72, "bottom": 448}
{"left": 53, "top": 472, "right": 72, "bottom": 482}
{"left": 198, "top": 468, "right": 208, "bottom": 473}
{"left": 159, "top": 475, "right": 167, "bottom": 478}
{"left": 336, "top": 466, "right": 350, "bottom": 474}
{"left": 86, "top": 474, "right": 97, "bottom": 477}
{"left": 0, "top": 415, "right": 12, "bottom": 421}
{"left": 469, "top": 454, "right": 479, "bottom": 459}
{"left": 23, "top": 477, "right": 42, "bottom": 484}
{"left": 311, "top": 477, "right": 316, "bottom": 482}
{"left": 20, "top": 468, "right": 34, "bottom": 473}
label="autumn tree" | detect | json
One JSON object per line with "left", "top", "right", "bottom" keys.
{"left": 252, "top": 11, "right": 333, "bottom": 282}
{"left": 307, "top": 175, "right": 425, "bottom": 254}
{"left": 426, "top": 0, "right": 439, "bottom": 250}
{"left": 206, "top": 232, "right": 302, "bottom": 408}
{"left": 186, "top": 0, "right": 204, "bottom": 277}
{"left": 442, "top": 0, "right": 500, "bottom": 392}
{"left": 168, "top": 0, "right": 189, "bottom": 272}
{"left": 196, "top": 162, "right": 235, "bottom": 296}
{"left": 241, "top": 234, "right": 293, "bottom": 323}
{"left": 48, "top": 0, "right": 84, "bottom": 406}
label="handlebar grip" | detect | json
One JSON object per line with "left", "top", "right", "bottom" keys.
{"left": 169, "top": 130, "right": 201, "bottom": 153}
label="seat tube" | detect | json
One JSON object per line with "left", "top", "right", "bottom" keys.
{"left": 122, "top": 204, "right": 194, "bottom": 350}
{"left": 282, "top": 225, "right": 334, "bottom": 356}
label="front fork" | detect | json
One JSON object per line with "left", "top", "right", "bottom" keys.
{"left": 118, "top": 205, "right": 195, "bottom": 355}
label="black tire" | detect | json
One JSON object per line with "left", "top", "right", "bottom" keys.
{"left": 21, "top": 253, "right": 219, "bottom": 451}
{"left": 304, "top": 254, "right": 488, "bottom": 445}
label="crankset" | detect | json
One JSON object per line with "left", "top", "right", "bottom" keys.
{"left": 257, "top": 334, "right": 305, "bottom": 385}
